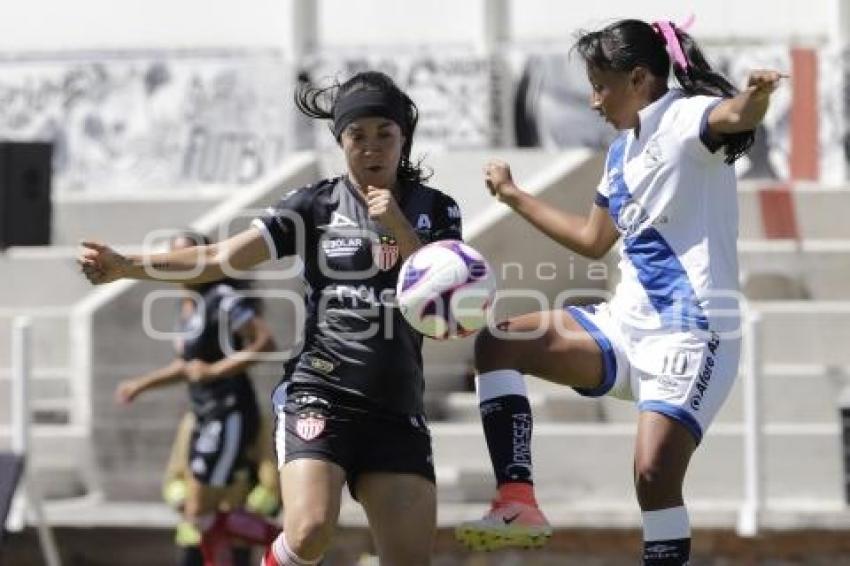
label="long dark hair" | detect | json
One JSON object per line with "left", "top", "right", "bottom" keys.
{"left": 170, "top": 231, "right": 262, "bottom": 314}
{"left": 574, "top": 19, "right": 753, "bottom": 164}
{"left": 295, "top": 70, "right": 428, "bottom": 184}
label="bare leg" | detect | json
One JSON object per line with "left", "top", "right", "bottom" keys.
{"left": 278, "top": 459, "right": 345, "bottom": 560}
{"left": 357, "top": 472, "right": 436, "bottom": 566}
{"left": 475, "top": 309, "right": 605, "bottom": 389}
{"left": 634, "top": 411, "right": 697, "bottom": 565}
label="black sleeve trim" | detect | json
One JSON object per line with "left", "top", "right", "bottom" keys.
{"left": 699, "top": 99, "right": 725, "bottom": 154}
{"left": 594, "top": 192, "right": 610, "bottom": 208}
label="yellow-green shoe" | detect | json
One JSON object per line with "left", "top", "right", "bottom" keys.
{"left": 455, "top": 499, "right": 552, "bottom": 551}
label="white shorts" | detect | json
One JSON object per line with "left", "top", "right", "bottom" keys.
{"left": 566, "top": 303, "right": 741, "bottom": 444}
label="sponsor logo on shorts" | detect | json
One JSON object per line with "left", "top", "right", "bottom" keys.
{"left": 306, "top": 355, "right": 336, "bottom": 374}
{"left": 295, "top": 414, "right": 326, "bottom": 441}
{"left": 689, "top": 331, "right": 721, "bottom": 411}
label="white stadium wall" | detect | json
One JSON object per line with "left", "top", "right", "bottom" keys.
{"left": 0, "top": 0, "right": 845, "bottom": 191}
{"left": 0, "top": 0, "right": 838, "bottom": 52}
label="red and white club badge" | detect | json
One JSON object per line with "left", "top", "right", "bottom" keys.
{"left": 295, "top": 414, "right": 326, "bottom": 441}
{"left": 372, "top": 235, "right": 399, "bottom": 271}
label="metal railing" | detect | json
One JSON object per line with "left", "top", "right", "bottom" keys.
{"left": 7, "top": 316, "right": 62, "bottom": 566}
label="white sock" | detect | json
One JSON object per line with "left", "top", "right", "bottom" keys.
{"left": 271, "top": 532, "right": 323, "bottom": 566}
{"left": 475, "top": 369, "right": 527, "bottom": 402}
{"left": 642, "top": 505, "right": 690, "bottom": 541}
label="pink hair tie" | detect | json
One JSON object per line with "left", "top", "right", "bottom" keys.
{"left": 652, "top": 20, "right": 689, "bottom": 72}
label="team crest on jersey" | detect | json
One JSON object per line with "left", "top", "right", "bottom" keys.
{"left": 372, "top": 235, "right": 399, "bottom": 271}
{"left": 644, "top": 138, "right": 663, "bottom": 168}
{"left": 295, "top": 413, "right": 326, "bottom": 441}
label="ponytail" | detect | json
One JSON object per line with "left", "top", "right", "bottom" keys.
{"left": 574, "top": 19, "right": 754, "bottom": 163}
{"left": 664, "top": 23, "right": 754, "bottom": 163}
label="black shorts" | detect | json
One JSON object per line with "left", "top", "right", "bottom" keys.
{"left": 190, "top": 403, "right": 259, "bottom": 487}
{"left": 272, "top": 383, "right": 435, "bottom": 499}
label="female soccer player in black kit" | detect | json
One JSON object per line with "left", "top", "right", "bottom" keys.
{"left": 114, "top": 232, "right": 277, "bottom": 566}
{"left": 79, "top": 71, "right": 462, "bottom": 566}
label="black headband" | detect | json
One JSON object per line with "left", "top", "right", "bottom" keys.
{"left": 332, "top": 89, "right": 407, "bottom": 139}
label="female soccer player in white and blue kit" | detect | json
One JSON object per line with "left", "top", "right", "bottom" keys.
{"left": 457, "top": 19, "right": 785, "bottom": 565}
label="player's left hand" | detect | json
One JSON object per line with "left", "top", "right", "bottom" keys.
{"left": 366, "top": 186, "right": 405, "bottom": 228}
{"left": 184, "top": 360, "right": 214, "bottom": 383}
{"left": 746, "top": 69, "right": 788, "bottom": 98}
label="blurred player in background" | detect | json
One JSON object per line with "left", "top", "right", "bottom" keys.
{"left": 114, "top": 232, "right": 279, "bottom": 566}
{"left": 162, "top": 411, "right": 281, "bottom": 565}
{"left": 81, "top": 71, "right": 463, "bottom": 566}
{"left": 456, "top": 18, "right": 784, "bottom": 565}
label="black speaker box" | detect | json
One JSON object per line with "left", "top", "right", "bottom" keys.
{"left": 0, "top": 142, "right": 52, "bottom": 249}
{"left": 0, "top": 452, "right": 24, "bottom": 545}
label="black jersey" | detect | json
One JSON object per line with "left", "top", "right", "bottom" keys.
{"left": 174, "top": 282, "right": 259, "bottom": 417}
{"left": 252, "top": 176, "right": 462, "bottom": 415}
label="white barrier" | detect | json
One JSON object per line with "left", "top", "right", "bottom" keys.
{"left": 8, "top": 316, "right": 62, "bottom": 566}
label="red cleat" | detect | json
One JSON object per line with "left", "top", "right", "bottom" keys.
{"left": 261, "top": 547, "right": 280, "bottom": 566}
{"left": 199, "top": 515, "right": 234, "bottom": 566}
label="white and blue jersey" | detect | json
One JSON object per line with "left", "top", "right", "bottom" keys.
{"left": 569, "top": 89, "right": 742, "bottom": 444}
{"left": 596, "top": 88, "right": 740, "bottom": 334}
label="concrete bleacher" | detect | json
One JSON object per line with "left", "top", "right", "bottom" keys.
{"left": 0, "top": 192, "right": 229, "bottom": 309}
{"left": 0, "top": 189, "right": 232, "bottom": 503}
{"left": 419, "top": 174, "right": 850, "bottom": 527}
{"left": 81, "top": 153, "right": 320, "bottom": 500}
{"left": 738, "top": 182, "right": 850, "bottom": 239}
{"left": 739, "top": 240, "right": 850, "bottom": 300}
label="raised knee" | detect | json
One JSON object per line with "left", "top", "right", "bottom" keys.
{"left": 634, "top": 458, "right": 664, "bottom": 493}
{"left": 286, "top": 515, "right": 335, "bottom": 558}
{"left": 634, "top": 457, "right": 682, "bottom": 509}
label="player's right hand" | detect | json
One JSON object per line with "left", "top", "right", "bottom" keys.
{"left": 745, "top": 69, "right": 788, "bottom": 101}
{"left": 77, "top": 240, "right": 127, "bottom": 285}
{"left": 484, "top": 160, "right": 522, "bottom": 205}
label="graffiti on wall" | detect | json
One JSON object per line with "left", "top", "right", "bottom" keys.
{"left": 822, "top": 46, "right": 849, "bottom": 184}
{"left": 709, "top": 46, "right": 792, "bottom": 180}
{"left": 2, "top": 45, "right": 842, "bottom": 193}
{"left": 507, "top": 48, "right": 615, "bottom": 151}
{"left": 507, "top": 44, "right": 797, "bottom": 180}
{"left": 0, "top": 53, "right": 293, "bottom": 192}
{"left": 305, "top": 50, "right": 501, "bottom": 151}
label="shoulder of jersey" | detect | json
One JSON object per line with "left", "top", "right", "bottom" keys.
{"left": 281, "top": 178, "right": 338, "bottom": 202}
{"left": 417, "top": 182, "right": 456, "bottom": 203}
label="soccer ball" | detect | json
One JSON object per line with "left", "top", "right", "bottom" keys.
{"left": 396, "top": 240, "right": 497, "bottom": 339}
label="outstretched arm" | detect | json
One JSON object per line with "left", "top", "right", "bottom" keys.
{"left": 115, "top": 358, "right": 187, "bottom": 404}
{"left": 708, "top": 69, "right": 787, "bottom": 135}
{"left": 484, "top": 160, "right": 619, "bottom": 259}
{"left": 78, "top": 226, "right": 271, "bottom": 286}
{"left": 184, "top": 317, "right": 276, "bottom": 384}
